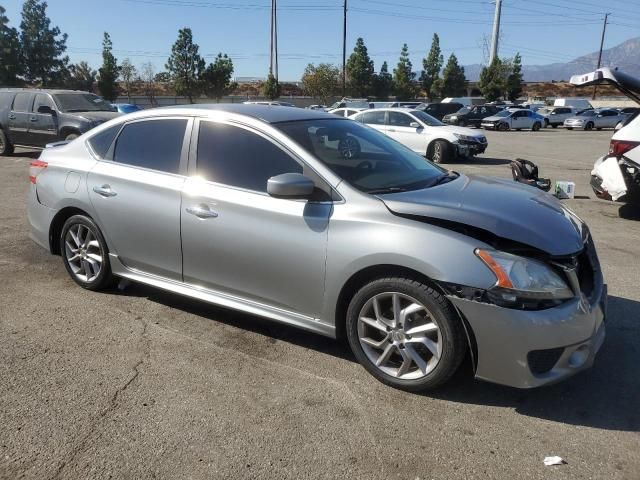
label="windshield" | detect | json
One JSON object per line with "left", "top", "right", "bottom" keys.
{"left": 54, "top": 93, "right": 115, "bottom": 112}
{"left": 493, "top": 110, "right": 511, "bottom": 117}
{"left": 409, "top": 110, "right": 444, "bottom": 126}
{"left": 456, "top": 107, "right": 471, "bottom": 115}
{"left": 577, "top": 110, "right": 595, "bottom": 117}
{"left": 275, "top": 119, "right": 446, "bottom": 193}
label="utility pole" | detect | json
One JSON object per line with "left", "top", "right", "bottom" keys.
{"left": 489, "top": 0, "right": 502, "bottom": 64}
{"left": 342, "top": 0, "right": 347, "bottom": 97}
{"left": 593, "top": 13, "right": 610, "bottom": 100}
{"left": 269, "top": 0, "right": 274, "bottom": 76}
{"left": 274, "top": 0, "right": 279, "bottom": 81}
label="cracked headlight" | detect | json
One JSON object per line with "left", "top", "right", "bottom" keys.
{"left": 475, "top": 249, "right": 574, "bottom": 303}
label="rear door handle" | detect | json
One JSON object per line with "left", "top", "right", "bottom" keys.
{"left": 8, "top": 114, "right": 16, "bottom": 120}
{"left": 93, "top": 185, "right": 117, "bottom": 197}
{"left": 29, "top": 117, "right": 38, "bottom": 122}
{"left": 186, "top": 204, "right": 218, "bottom": 219}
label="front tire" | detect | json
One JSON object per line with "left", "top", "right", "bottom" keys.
{"left": 429, "top": 140, "right": 452, "bottom": 164}
{"left": 543, "top": 118, "right": 549, "bottom": 128}
{"left": 498, "top": 122, "right": 510, "bottom": 131}
{"left": 61, "top": 215, "right": 116, "bottom": 290}
{"left": 346, "top": 277, "right": 466, "bottom": 392}
{"left": 532, "top": 122, "right": 541, "bottom": 131}
{"left": 585, "top": 122, "right": 594, "bottom": 131}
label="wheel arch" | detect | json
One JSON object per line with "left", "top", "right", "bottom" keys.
{"left": 48, "top": 206, "right": 93, "bottom": 255}
{"left": 334, "top": 263, "right": 477, "bottom": 370}
{"left": 60, "top": 125, "right": 82, "bottom": 138}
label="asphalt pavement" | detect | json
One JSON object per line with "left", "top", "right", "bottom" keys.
{"left": 1, "top": 128, "right": 639, "bottom": 479}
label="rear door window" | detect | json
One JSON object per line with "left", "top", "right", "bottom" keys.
{"left": 360, "top": 111, "right": 386, "bottom": 125}
{"left": 12, "top": 93, "right": 33, "bottom": 112}
{"left": 112, "top": 119, "right": 187, "bottom": 174}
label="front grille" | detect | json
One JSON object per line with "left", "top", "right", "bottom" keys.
{"left": 528, "top": 348, "right": 564, "bottom": 374}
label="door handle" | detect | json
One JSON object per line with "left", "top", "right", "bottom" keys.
{"left": 30, "top": 117, "right": 38, "bottom": 122}
{"left": 8, "top": 115, "right": 16, "bottom": 120}
{"left": 186, "top": 204, "right": 218, "bottom": 219}
{"left": 93, "top": 185, "right": 117, "bottom": 197}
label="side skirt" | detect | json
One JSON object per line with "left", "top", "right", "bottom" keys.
{"left": 109, "top": 254, "right": 336, "bottom": 338}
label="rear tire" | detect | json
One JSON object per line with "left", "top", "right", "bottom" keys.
{"left": 429, "top": 140, "right": 452, "bottom": 164}
{"left": 60, "top": 215, "right": 116, "bottom": 291}
{"left": 0, "top": 129, "right": 14, "bottom": 155}
{"left": 65, "top": 132, "right": 80, "bottom": 141}
{"left": 346, "top": 277, "right": 466, "bottom": 392}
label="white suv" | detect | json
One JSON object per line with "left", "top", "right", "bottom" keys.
{"left": 571, "top": 68, "right": 640, "bottom": 205}
{"left": 537, "top": 106, "right": 575, "bottom": 128}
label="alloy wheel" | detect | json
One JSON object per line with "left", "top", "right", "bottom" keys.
{"left": 433, "top": 142, "right": 442, "bottom": 162}
{"left": 64, "top": 224, "right": 104, "bottom": 282}
{"left": 357, "top": 292, "right": 442, "bottom": 380}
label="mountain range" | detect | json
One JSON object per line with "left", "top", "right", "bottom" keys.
{"left": 463, "top": 37, "right": 640, "bottom": 82}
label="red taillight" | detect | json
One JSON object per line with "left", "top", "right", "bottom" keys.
{"left": 29, "top": 160, "right": 48, "bottom": 184}
{"left": 609, "top": 140, "right": 640, "bottom": 157}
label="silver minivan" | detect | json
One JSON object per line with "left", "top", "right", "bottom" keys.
{"left": 27, "top": 105, "right": 606, "bottom": 391}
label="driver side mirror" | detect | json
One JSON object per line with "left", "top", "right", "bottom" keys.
{"left": 37, "top": 105, "right": 55, "bottom": 115}
{"left": 409, "top": 122, "right": 421, "bottom": 129}
{"left": 267, "top": 173, "right": 315, "bottom": 199}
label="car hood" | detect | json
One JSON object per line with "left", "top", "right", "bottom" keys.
{"left": 76, "top": 111, "right": 122, "bottom": 122}
{"left": 481, "top": 115, "right": 506, "bottom": 122}
{"left": 379, "top": 174, "right": 585, "bottom": 256}
{"left": 440, "top": 125, "right": 483, "bottom": 137}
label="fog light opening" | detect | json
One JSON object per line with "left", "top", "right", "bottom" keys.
{"left": 568, "top": 345, "right": 590, "bottom": 368}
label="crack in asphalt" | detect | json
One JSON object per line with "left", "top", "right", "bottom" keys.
{"left": 49, "top": 317, "right": 150, "bottom": 480}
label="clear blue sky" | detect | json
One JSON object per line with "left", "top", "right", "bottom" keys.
{"left": 2, "top": 0, "right": 639, "bottom": 81}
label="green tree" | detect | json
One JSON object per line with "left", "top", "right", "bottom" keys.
{"left": 393, "top": 44, "right": 416, "bottom": 101}
{"left": 20, "top": 0, "right": 68, "bottom": 85}
{"left": 66, "top": 61, "right": 96, "bottom": 91}
{"left": 478, "top": 58, "right": 507, "bottom": 102}
{"left": 166, "top": 27, "right": 205, "bottom": 103}
{"left": 0, "top": 6, "right": 21, "bottom": 86}
{"left": 372, "top": 61, "right": 393, "bottom": 100}
{"left": 346, "top": 37, "right": 374, "bottom": 98}
{"left": 420, "top": 33, "right": 443, "bottom": 100}
{"left": 302, "top": 63, "right": 340, "bottom": 105}
{"left": 506, "top": 52, "right": 524, "bottom": 101}
{"left": 263, "top": 73, "right": 280, "bottom": 100}
{"left": 154, "top": 71, "right": 171, "bottom": 83}
{"left": 119, "top": 58, "right": 137, "bottom": 102}
{"left": 202, "top": 53, "right": 236, "bottom": 102}
{"left": 98, "top": 32, "right": 119, "bottom": 101}
{"left": 441, "top": 53, "right": 467, "bottom": 97}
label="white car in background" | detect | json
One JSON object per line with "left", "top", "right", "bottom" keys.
{"left": 481, "top": 109, "right": 544, "bottom": 131}
{"left": 351, "top": 108, "right": 488, "bottom": 163}
{"left": 328, "top": 107, "right": 365, "bottom": 118}
{"left": 563, "top": 108, "right": 626, "bottom": 130}
{"left": 571, "top": 67, "right": 640, "bottom": 206}
{"left": 537, "top": 106, "right": 576, "bottom": 128}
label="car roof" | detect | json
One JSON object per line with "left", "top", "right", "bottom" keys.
{"left": 140, "top": 103, "right": 336, "bottom": 124}
{"left": 0, "top": 88, "right": 94, "bottom": 95}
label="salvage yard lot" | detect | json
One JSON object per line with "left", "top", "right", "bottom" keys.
{"left": 1, "top": 129, "right": 639, "bottom": 479}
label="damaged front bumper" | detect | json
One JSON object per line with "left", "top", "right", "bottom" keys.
{"left": 444, "top": 238, "right": 607, "bottom": 389}
{"left": 454, "top": 140, "right": 488, "bottom": 157}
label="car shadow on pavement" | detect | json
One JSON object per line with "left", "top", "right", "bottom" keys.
{"left": 457, "top": 156, "right": 512, "bottom": 166}
{"left": 111, "top": 283, "right": 639, "bottom": 432}
{"left": 111, "top": 282, "right": 356, "bottom": 362}
{"left": 431, "top": 295, "right": 640, "bottom": 432}
{"left": 619, "top": 203, "right": 640, "bottom": 220}
{"left": 7, "top": 151, "right": 40, "bottom": 159}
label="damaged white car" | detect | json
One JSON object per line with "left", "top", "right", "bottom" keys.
{"left": 570, "top": 68, "right": 640, "bottom": 204}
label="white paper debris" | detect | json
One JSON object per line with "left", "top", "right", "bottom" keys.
{"left": 593, "top": 157, "right": 627, "bottom": 200}
{"left": 543, "top": 456, "right": 566, "bottom": 466}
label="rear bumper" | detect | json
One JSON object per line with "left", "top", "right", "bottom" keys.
{"left": 27, "top": 186, "right": 56, "bottom": 252}
{"left": 447, "top": 279, "right": 607, "bottom": 389}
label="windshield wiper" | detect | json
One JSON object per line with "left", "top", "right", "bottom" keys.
{"left": 365, "top": 186, "right": 410, "bottom": 194}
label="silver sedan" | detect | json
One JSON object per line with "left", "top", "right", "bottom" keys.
{"left": 564, "top": 108, "right": 626, "bottom": 130}
{"left": 27, "top": 105, "right": 606, "bottom": 391}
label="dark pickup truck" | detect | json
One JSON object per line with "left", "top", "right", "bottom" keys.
{"left": 0, "top": 89, "right": 121, "bottom": 155}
